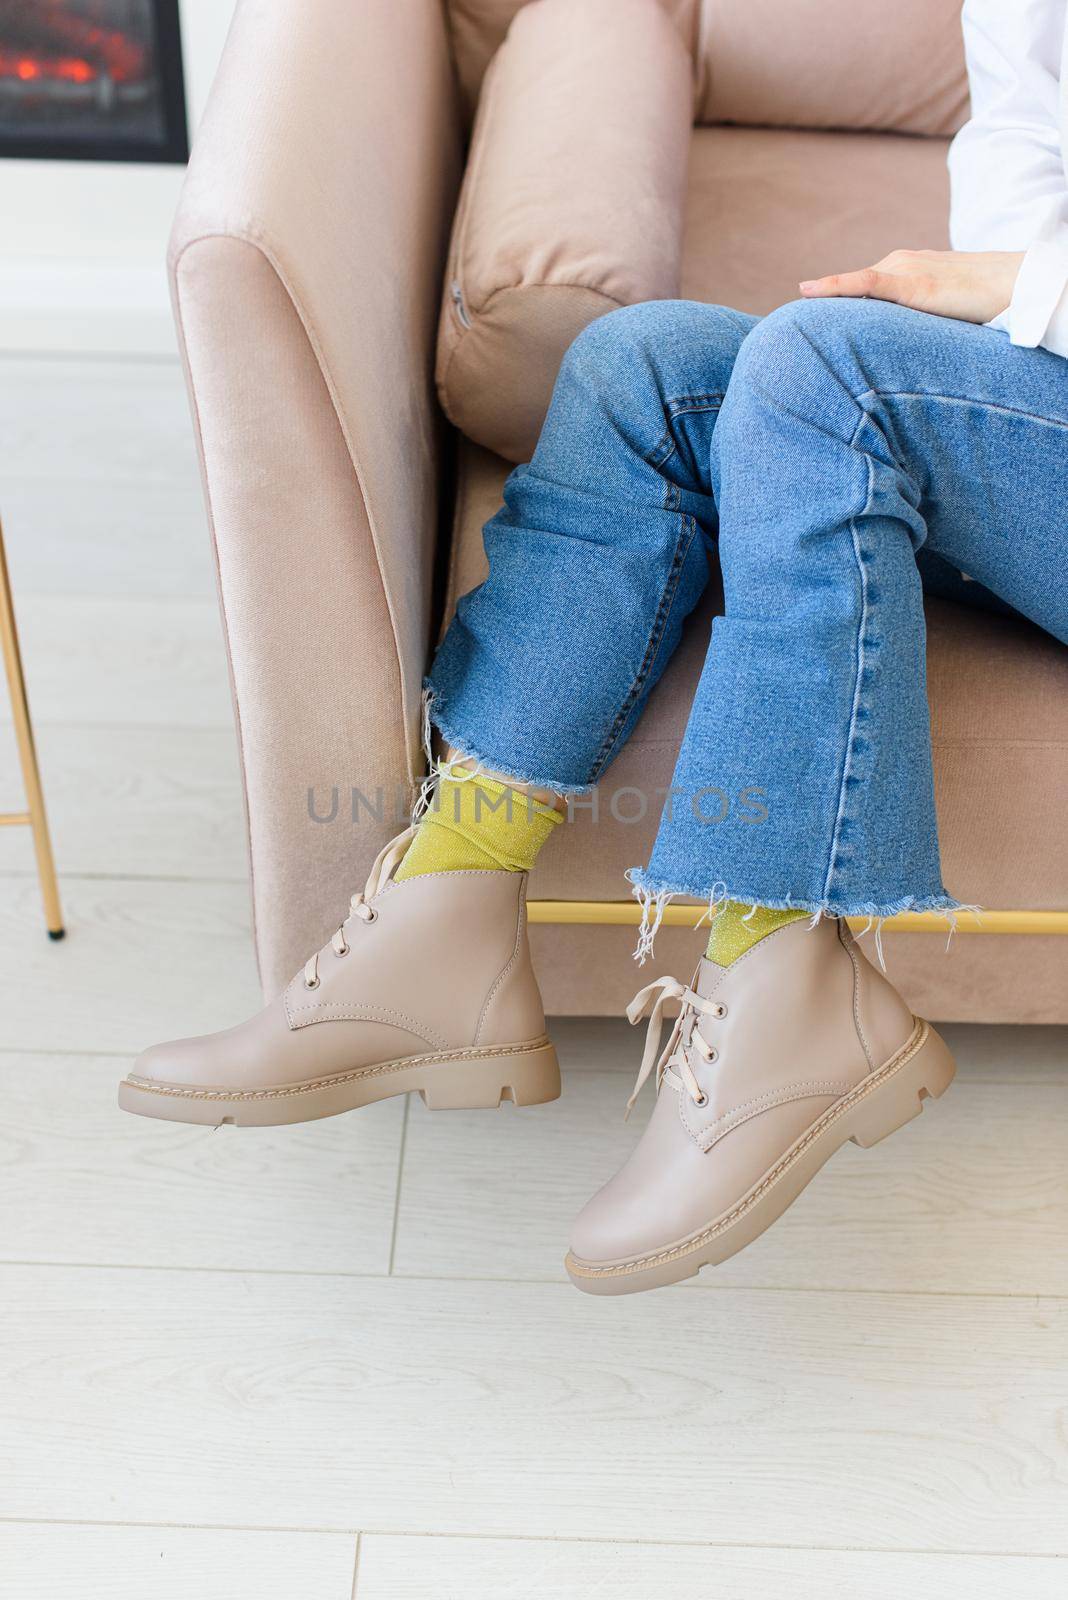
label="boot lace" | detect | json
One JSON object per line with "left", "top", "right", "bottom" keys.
{"left": 302, "top": 826, "right": 416, "bottom": 990}
{"left": 624, "top": 975, "right": 726, "bottom": 1119}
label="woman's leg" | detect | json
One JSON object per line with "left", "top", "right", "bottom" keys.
{"left": 568, "top": 298, "right": 1068, "bottom": 1297}
{"left": 412, "top": 301, "right": 755, "bottom": 903}
{"left": 635, "top": 295, "right": 1068, "bottom": 923}
{"left": 426, "top": 301, "right": 756, "bottom": 788}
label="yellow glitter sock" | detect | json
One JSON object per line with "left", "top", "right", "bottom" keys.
{"left": 704, "top": 901, "right": 807, "bottom": 967}
{"left": 396, "top": 767, "right": 562, "bottom": 879}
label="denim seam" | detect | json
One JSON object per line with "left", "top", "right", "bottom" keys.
{"left": 588, "top": 511, "right": 700, "bottom": 781}
{"left": 583, "top": 390, "right": 722, "bottom": 780}
{"left": 821, "top": 428, "right": 874, "bottom": 908}
{"left": 853, "top": 387, "right": 1068, "bottom": 433}
{"left": 644, "top": 395, "right": 724, "bottom": 469}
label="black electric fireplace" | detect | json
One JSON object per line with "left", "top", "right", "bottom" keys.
{"left": 0, "top": 0, "right": 187, "bottom": 162}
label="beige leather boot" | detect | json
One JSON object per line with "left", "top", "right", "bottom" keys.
{"left": 119, "top": 831, "right": 560, "bottom": 1126}
{"left": 566, "top": 917, "right": 955, "bottom": 1296}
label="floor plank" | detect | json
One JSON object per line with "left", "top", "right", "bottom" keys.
{"left": 0, "top": 722, "right": 246, "bottom": 884}
{"left": 0, "top": 875, "right": 261, "bottom": 1054}
{"left": 0, "top": 594, "right": 233, "bottom": 730}
{"left": 0, "top": 1052, "right": 404, "bottom": 1275}
{"left": 355, "top": 1534, "right": 1068, "bottom": 1600}
{"left": 0, "top": 1523, "right": 357, "bottom": 1600}
{"left": 392, "top": 1067, "right": 1068, "bottom": 1296}
{"left": 2, "top": 1268, "right": 1064, "bottom": 1552}
{"left": 1, "top": 476, "right": 214, "bottom": 601}
{"left": 0, "top": 355, "right": 196, "bottom": 486}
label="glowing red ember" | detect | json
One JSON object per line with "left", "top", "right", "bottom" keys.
{"left": 0, "top": 3, "right": 149, "bottom": 86}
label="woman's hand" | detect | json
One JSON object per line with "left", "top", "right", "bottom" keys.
{"left": 798, "top": 249, "right": 1023, "bottom": 325}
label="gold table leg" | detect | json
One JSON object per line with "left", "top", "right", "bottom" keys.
{"left": 0, "top": 517, "right": 64, "bottom": 939}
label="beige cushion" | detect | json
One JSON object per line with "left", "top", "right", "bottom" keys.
{"left": 694, "top": 0, "right": 968, "bottom": 135}
{"left": 445, "top": 0, "right": 699, "bottom": 124}
{"left": 436, "top": 0, "right": 693, "bottom": 463}
{"left": 438, "top": 115, "right": 953, "bottom": 463}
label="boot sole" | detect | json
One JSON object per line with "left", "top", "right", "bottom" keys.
{"left": 565, "top": 1018, "right": 955, "bottom": 1296}
{"left": 117, "top": 1037, "right": 561, "bottom": 1126}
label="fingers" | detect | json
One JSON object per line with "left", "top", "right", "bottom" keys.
{"left": 799, "top": 267, "right": 896, "bottom": 299}
{"left": 799, "top": 250, "right": 943, "bottom": 303}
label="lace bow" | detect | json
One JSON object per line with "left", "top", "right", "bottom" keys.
{"left": 625, "top": 974, "right": 725, "bottom": 1118}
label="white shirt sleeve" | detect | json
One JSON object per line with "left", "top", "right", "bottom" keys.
{"left": 949, "top": 0, "right": 1068, "bottom": 356}
{"left": 987, "top": 237, "right": 1068, "bottom": 355}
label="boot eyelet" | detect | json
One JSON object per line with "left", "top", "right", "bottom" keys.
{"left": 694, "top": 1092, "right": 709, "bottom": 1108}
{"left": 714, "top": 1004, "right": 727, "bottom": 1019}
{"left": 364, "top": 908, "right": 378, "bottom": 924}
{"left": 305, "top": 976, "right": 320, "bottom": 990}
{"left": 335, "top": 944, "right": 349, "bottom": 958}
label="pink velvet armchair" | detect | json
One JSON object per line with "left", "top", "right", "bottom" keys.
{"left": 169, "top": 0, "right": 1068, "bottom": 1021}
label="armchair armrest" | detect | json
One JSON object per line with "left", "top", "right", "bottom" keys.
{"left": 170, "top": 0, "right": 461, "bottom": 994}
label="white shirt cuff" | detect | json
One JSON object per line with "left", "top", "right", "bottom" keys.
{"left": 988, "top": 238, "right": 1068, "bottom": 356}
{"left": 1039, "top": 278, "right": 1068, "bottom": 358}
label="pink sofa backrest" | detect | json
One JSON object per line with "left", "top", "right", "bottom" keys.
{"left": 446, "top": 0, "right": 969, "bottom": 135}
{"left": 695, "top": 0, "right": 968, "bottom": 135}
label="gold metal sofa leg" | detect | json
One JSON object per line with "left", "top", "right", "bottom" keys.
{"left": 0, "top": 517, "right": 64, "bottom": 940}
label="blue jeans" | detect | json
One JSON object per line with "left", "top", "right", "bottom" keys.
{"left": 427, "top": 298, "right": 1068, "bottom": 919}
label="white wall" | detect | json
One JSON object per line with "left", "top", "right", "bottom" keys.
{"left": 0, "top": 0, "right": 236, "bottom": 354}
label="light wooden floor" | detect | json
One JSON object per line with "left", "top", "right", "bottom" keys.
{"left": 0, "top": 355, "right": 1066, "bottom": 1599}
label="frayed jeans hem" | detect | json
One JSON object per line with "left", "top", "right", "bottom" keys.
{"left": 626, "top": 867, "right": 969, "bottom": 922}
{"left": 625, "top": 865, "right": 977, "bottom": 965}
{"left": 422, "top": 681, "right": 596, "bottom": 798}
